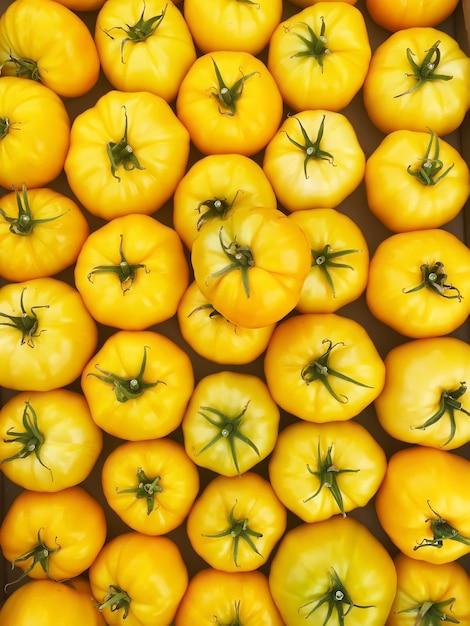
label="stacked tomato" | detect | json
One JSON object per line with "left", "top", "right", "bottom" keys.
{"left": 0, "top": 0, "right": 470, "bottom": 624}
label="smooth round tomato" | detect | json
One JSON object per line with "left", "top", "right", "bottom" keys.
{"left": 186, "top": 472, "right": 286, "bottom": 572}
{"left": 89, "top": 531, "right": 188, "bottom": 626}
{"left": 74, "top": 213, "right": 189, "bottom": 330}
{"left": 363, "top": 27, "right": 470, "bottom": 135}
{"left": 0, "top": 486, "right": 107, "bottom": 582}
{"left": 191, "top": 206, "right": 311, "bottom": 328}
{"left": 81, "top": 329, "right": 194, "bottom": 440}
{"left": 101, "top": 438, "right": 200, "bottom": 535}
{"left": 173, "top": 153, "right": 277, "bottom": 251}
{"left": 0, "top": 277, "right": 98, "bottom": 391}
{"left": 269, "top": 515, "right": 397, "bottom": 626}
{"left": 288, "top": 208, "right": 369, "bottom": 313}
{"left": 262, "top": 110, "right": 366, "bottom": 212}
{"left": 0, "top": 185, "right": 89, "bottom": 282}
{"left": 181, "top": 370, "right": 280, "bottom": 477}
{"left": 264, "top": 312, "right": 385, "bottom": 422}
{"left": 0, "top": 389, "right": 102, "bottom": 492}
{"left": 95, "top": 0, "right": 196, "bottom": 102}
{"left": 0, "top": 0, "right": 100, "bottom": 98}
{"left": 64, "top": 89, "right": 190, "bottom": 220}
{"left": 183, "top": 0, "right": 282, "bottom": 55}
{"left": 268, "top": 2, "right": 371, "bottom": 112}
{"left": 366, "top": 0, "right": 460, "bottom": 31}
{"left": 375, "top": 446, "right": 470, "bottom": 564}
{"left": 375, "top": 337, "right": 470, "bottom": 450}
{"left": 175, "top": 568, "right": 284, "bottom": 626}
{"left": 366, "top": 229, "right": 470, "bottom": 338}
{"left": 0, "top": 77, "right": 70, "bottom": 190}
{"left": 176, "top": 50, "right": 283, "bottom": 156}
{"left": 365, "top": 129, "right": 470, "bottom": 232}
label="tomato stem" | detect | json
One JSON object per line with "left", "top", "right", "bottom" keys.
{"left": 414, "top": 500, "right": 470, "bottom": 550}
{"left": 98, "top": 585, "right": 131, "bottom": 619}
{"left": 0, "top": 287, "right": 49, "bottom": 347}
{"left": 214, "top": 600, "right": 242, "bottom": 626}
{"left": 106, "top": 106, "right": 145, "bottom": 181}
{"left": 207, "top": 227, "right": 255, "bottom": 298}
{"left": 283, "top": 115, "right": 335, "bottom": 179}
{"left": 196, "top": 190, "right": 242, "bottom": 231}
{"left": 407, "top": 129, "right": 454, "bottom": 186}
{"left": 311, "top": 244, "right": 360, "bottom": 297}
{"left": 210, "top": 58, "right": 259, "bottom": 116}
{"left": 0, "top": 185, "right": 66, "bottom": 236}
{"left": 395, "top": 41, "right": 453, "bottom": 97}
{"left": 0, "top": 54, "right": 41, "bottom": 82}
{"left": 6, "top": 528, "right": 61, "bottom": 590}
{"left": 403, "top": 261, "right": 462, "bottom": 301}
{"left": 289, "top": 17, "right": 331, "bottom": 69}
{"left": 397, "top": 598, "right": 460, "bottom": 625}
{"left": 116, "top": 467, "right": 163, "bottom": 515}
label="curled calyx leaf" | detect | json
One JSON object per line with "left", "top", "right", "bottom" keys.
{"left": 209, "top": 58, "right": 259, "bottom": 116}
{"left": 0, "top": 52, "right": 40, "bottom": 82}
{"left": 106, "top": 106, "right": 145, "bottom": 181}
{"left": 102, "top": 1, "right": 167, "bottom": 63}
{"left": 0, "top": 184, "right": 67, "bottom": 236}
{"left": 403, "top": 261, "right": 462, "bottom": 301}
{"left": 213, "top": 600, "right": 242, "bottom": 626}
{"left": 5, "top": 528, "right": 61, "bottom": 591}
{"left": 288, "top": 16, "right": 331, "bottom": 69}
{"left": 87, "top": 233, "right": 149, "bottom": 294}
{"left": 395, "top": 40, "right": 453, "bottom": 98}
{"left": 301, "top": 338, "right": 373, "bottom": 404}
{"left": 87, "top": 345, "right": 165, "bottom": 403}
{"left": 396, "top": 597, "right": 460, "bottom": 625}
{"left": 207, "top": 227, "right": 255, "bottom": 299}
{"left": 116, "top": 467, "right": 163, "bottom": 515}
{"left": 283, "top": 114, "right": 335, "bottom": 179}
{"left": 407, "top": 128, "right": 454, "bottom": 186}
{"left": 196, "top": 190, "right": 243, "bottom": 231}
{"left": 414, "top": 500, "right": 470, "bottom": 551}
{"left": 97, "top": 585, "right": 131, "bottom": 620}
{"left": 0, "top": 287, "right": 49, "bottom": 347}
{"left": 202, "top": 500, "right": 263, "bottom": 568}
{"left": 312, "top": 244, "right": 360, "bottom": 298}
{"left": 299, "top": 567, "right": 374, "bottom": 626}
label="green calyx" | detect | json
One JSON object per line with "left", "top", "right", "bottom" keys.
{"left": 107, "top": 106, "right": 145, "bottom": 181}
{"left": 196, "top": 190, "right": 242, "bottom": 231}
{"left": 0, "top": 54, "right": 41, "bottom": 82}
{"left": 0, "top": 116, "right": 18, "bottom": 139}
{"left": 210, "top": 58, "right": 259, "bottom": 116}
{"left": 301, "top": 338, "right": 373, "bottom": 404}
{"left": 116, "top": 467, "right": 163, "bottom": 515}
{"left": 214, "top": 600, "right": 242, "bottom": 626}
{"left": 284, "top": 114, "right": 335, "bottom": 179}
{"left": 102, "top": 1, "right": 167, "bottom": 63}
{"left": 414, "top": 500, "right": 470, "bottom": 551}
{"left": 87, "top": 233, "right": 148, "bottom": 294}
{"left": 87, "top": 345, "right": 165, "bottom": 403}
{"left": 195, "top": 402, "right": 259, "bottom": 475}
{"left": 0, "top": 184, "right": 66, "bottom": 236}
{"left": 396, "top": 40, "right": 453, "bottom": 97}
{"left": 403, "top": 261, "right": 462, "bottom": 301}
{"left": 7, "top": 528, "right": 60, "bottom": 589}
{"left": 202, "top": 501, "right": 263, "bottom": 568}
{"left": 289, "top": 17, "right": 331, "bottom": 69}
{"left": 303, "top": 439, "right": 359, "bottom": 516}
{"left": 98, "top": 585, "right": 131, "bottom": 620}
{"left": 0, "top": 287, "right": 49, "bottom": 347}
{"left": 207, "top": 227, "right": 255, "bottom": 298}
{"left": 411, "top": 381, "right": 469, "bottom": 447}
{"left": 407, "top": 129, "right": 454, "bottom": 186}
{"left": 397, "top": 598, "right": 460, "bottom": 626}
{"left": 299, "top": 568, "right": 374, "bottom": 626}
{"left": 312, "top": 244, "right": 360, "bottom": 298}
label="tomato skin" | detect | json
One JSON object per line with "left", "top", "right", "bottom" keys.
{"left": 173, "top": 153, "right": 277, "bottom": 251}
{"left": 88, "top": 531, "right": 188, "bottom": 626}
{"left": 269, "top": 515, "right": 397, "bottom": 626}
{"left": 191, "top": 206, "right": 312, "bottom": 328}
{"left": 0, "top": 486, "right": 107, "bottom": 581}
{"left": 288, "top": 208, "right": 369, "bottom": 313}
{"left": 363, "top": 28, "right": 470, "bottom": 135}
{"left": 375, "top": 446, "right": 470, "bottom": 564}
{"left": 74, "top": 214, "right": 189, "bottom": 330}
{"left": 0, "top": 186, "right": 89, "bottom": 282}
{"left": 262, "top": 110, "right": 366, "bottom": 212}
{"left": 289, "top": 0, "right": 357, "bottom": 6}
{"left": 365, "top": 129, "right": 470, "bottom": 232}
{"left": 264, "top": 312, "right": 385, "bottom": 422}
{"left": 186, "top": 472, "right": 287, "bottom": 572}
{"left": 0, "top": 277, "right": 98, "bottom": 392}
{"left": 268, "top": 420, "right": 387, "bottom": 523}
{"left": 81, "top": 330, "right": 194, "bottom": 440}
{"left": 375, "top": 337, "right": 470, "bottom": 450}
{"left": 366, "top": 0, "right": 460, "bottom": 31}
{"left": 175, "top": 568, "right": 284, "bottom": 626}
{"left": 176, "top": 50, "right": 284, "bottom": 156}
{"left": 101, "top": 438, "right": 200, "bottom": 535}
{"left": 183, "top": 0, "right": 283, "bottom": 55}
{"left": 366, "top": 229, "right": 470, "bottom": 339}
{"left": 268, "top": 2, "right": 371, "bottom": 112}
{"left": 53, "top": 0, "right": 106, "bottom": 9}
{"left": 387, "top": 553, "right": 470, "bottom": 626}
{"left": 95, "top": 0, "right": 196, "bottom": 102}
{"left": 0, "top": 579, "right": 106, "bottom": 626}
{"left": 177, "top": 280, "right": 276, "bottom": 365}
{"left": 0, "top": 77, "right": 70, "bottom": 190}
{"left": 0, "top": 389, "right": 103, "bottom": 492}
{"left": 181, "top": 370, "right": 280, "bottom": 477}
{"left": 0, "top": 0, "right": 100, "bottom": 98}
{"left": 64, "top": 89, "right": 190, "bottom": 220}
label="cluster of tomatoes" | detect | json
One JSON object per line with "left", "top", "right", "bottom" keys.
{"left": 0, "top": 0, "right": 470, "bottom": 623}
